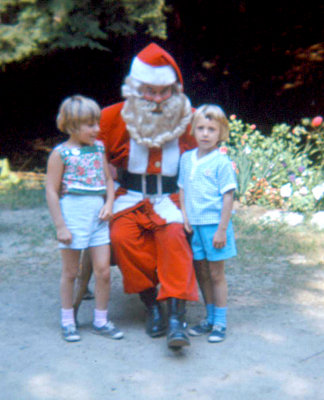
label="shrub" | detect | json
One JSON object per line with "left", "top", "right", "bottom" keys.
{"left": 227, "top": 115, "right": 324, "bottom": 213}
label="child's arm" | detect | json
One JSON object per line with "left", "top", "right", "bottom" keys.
{"left": 46, "top": 150, "right": 72, "bottom": 245}
{"left": 213, "top": 189, "right": 234, "bottom": 248}
{"left": 98, "top": 156, "right": 115, "bottom": 221}
{"left": 179, "top": 187, "right": 192, "bottom": 233}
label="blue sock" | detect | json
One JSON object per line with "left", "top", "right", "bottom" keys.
{"left": 214, "top": 307, "right": 227, "bottom": 328}
{"left": 206, "top": 304, "right": 214, "bottom": 325}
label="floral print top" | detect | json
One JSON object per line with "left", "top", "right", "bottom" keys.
{"left": 55, "top": 140, "right": 107, "bottom": 196}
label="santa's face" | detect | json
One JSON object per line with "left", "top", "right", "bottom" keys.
{"left": 140, "top": 84, "right": 173, "bottom": 105}
{"left": 121, "top": 78, "right": 192, "bottom": 148}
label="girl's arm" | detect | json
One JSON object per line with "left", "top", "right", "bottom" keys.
{"left": 179, "top": 187, "right": 192, "bottom": 233}
{"left": 98, "top": 155, "right": 115, "bottom": 221}
{"left": 213, "top": 189, "right": 234, "bottom": 248}
{"left": 46, "top": 150, "right": 72, "bottom": 244}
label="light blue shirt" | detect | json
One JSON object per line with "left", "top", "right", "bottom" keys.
{"left": 178, "top": 148, "right": 237, "bottom": 225}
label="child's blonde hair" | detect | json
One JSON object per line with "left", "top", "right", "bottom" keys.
{"left": 191, "top": 104, "right": 229, "bottom": 142}
{"left": 56, "top": 95, "right": 101, "bottom": 134}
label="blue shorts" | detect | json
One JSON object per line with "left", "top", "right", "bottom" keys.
{"left": 191, "top": 220, "right": 237, "bottom": 261}
{"left": 59, "top": 195, "right": 110, "bottom": 250}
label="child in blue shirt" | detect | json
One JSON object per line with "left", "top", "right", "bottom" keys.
{"left": 178, "top": 104, "right": 237, "bottom": 343}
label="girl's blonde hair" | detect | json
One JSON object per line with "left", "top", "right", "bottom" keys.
{"left": 56, "top": 95, "right": 101, "bottom": 134}
{"left": 191, "top": 104, "right": 229, "bottom": 142}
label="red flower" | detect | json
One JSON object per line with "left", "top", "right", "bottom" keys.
{"left": 93, "top": 160, "right": 101, "bottom": 169}
{"left": 311, "top": 116, "right": 323, "bottom": 128}
{"left": 219, "top": 146, "right": 228, "bottom": 154}
{"left": 77, "top": 166, "right": 85, "bottom": 176}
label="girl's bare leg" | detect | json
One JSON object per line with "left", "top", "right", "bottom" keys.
{"left": 60, "top": 249, "right": 81, "bottom": 309}
{"left": 90, "top": 244, "right": 111, "bottom": 310}
{"left": 73, "top": 249, "right": 93, "bottom": 317}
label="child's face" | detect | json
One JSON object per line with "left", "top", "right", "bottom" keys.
{"left": 73, "top": 122, "right": 100, "bottom": 146}
{"left": 194, "top": 115, "right": 221, "bottom": 155}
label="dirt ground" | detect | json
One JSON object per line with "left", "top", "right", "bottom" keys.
{"left": 1, "top": 206, "right": 324, "bottom": 400}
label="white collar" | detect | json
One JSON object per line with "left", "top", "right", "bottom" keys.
{"left": 192, "top": 148, "right": 219, "bottom": 165}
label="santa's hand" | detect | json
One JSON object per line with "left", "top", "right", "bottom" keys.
{"left": 183, "top": 218, "right": 192, "bottom": 234}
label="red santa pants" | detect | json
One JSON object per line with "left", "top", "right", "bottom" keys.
{"left": 110, "top": 200, "right": 198, "bottom": 301}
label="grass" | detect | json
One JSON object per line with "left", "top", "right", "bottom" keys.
{"left": 233, "top": 213, "right": 323, "bottom": 268}
{"left": 0, "top": 182, "right": 46, "bottom": 210}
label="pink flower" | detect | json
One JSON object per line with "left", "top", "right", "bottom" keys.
{"left": 93, "top": 160, "right": 101, "bottom": 169}
{"left": 231, "top": 161, "right": 237, "bottom": 171}
{"left": 230, "top": 114, "right": 236, "bottom": 121}
{"left": 77, "top": 166, "right": 85, "bottom": 176}
{"left": 311, "top": 116, "right": 323, "bottom": 128}
{"left": 250, "top": 124, "right": 256, "bottom": 130}
{"left": 219, "top": 146, "right": 228, "bottom": 154}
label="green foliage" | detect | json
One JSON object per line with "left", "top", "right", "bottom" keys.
{"left": 0, "top": 0, "right": 167, "bottom": 67}
{"left": 0, "top": 182, "right": 46, "bottom": 210}
{"left": 123, "top": 0, "right": 167, "bottom": 38}
{"left": 226, "top": 115, "right": 324, "bottom": 213}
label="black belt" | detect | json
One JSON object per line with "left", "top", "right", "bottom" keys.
{"left": 118, "top": 170, "right": 178, "bottom": 195}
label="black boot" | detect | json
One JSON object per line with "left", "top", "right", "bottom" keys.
{"left": 167, "top": 298, "right": 190, "bottom": 349}
{"left": 139, "top": 288, "right": 166, "bottom": 338}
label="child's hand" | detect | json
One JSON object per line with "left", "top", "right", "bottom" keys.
{"left": 183, "top": 217, "right": 192, "bottom": 234}
{"left": 213, "top": 229, "right": 227, "bottom": 249}
{"left": 99, "top": 202, "right": 113, "bottom": 221}
{"left": 57, "top": 226, "right": 72, "bottom": 245}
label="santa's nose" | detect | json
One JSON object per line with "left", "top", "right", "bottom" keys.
{"left": 152, "top": 94, "right": 165, "bottom": 104}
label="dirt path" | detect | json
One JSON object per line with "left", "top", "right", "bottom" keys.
{"left": 1, "top": 207, "right": 324, "bottom": 400}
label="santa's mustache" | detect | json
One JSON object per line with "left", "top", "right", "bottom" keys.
{"left": 133, "top": 95, "right": 182, "bottom": 117}
{"left": 125, "top": 95, "right": 184, "bottom": 136}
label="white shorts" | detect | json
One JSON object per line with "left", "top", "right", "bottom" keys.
{"left": 59, "top": 195, "right": 110, "bottom": 250}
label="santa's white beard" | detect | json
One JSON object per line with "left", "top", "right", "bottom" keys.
{"left": 121, "top": 93, "right": 192, "bottom": 147}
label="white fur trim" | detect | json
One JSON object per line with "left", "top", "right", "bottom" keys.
{"left": 128, "top": 138, "right": 180, "bottom": 175}
{"left": 161, "top": 138, "right": 180, "bottom": 176}
{"left": 153, "top": 196, "right": 183, "bottom": 223}
{"left": 130, "top": 57, "right": 177, "bottom": 86}
{"left": 113, "top": 190, "right": 144, "bottom": 214}
{"left": 113, "top": 191, "right": 183, "bottom": 224}
{"left": 128, "top": 138, "right": 149, "bottom": 173}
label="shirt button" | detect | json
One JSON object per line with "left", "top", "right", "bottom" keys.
{"left": 155, "top": 161, "right": 161, "bottom": 168}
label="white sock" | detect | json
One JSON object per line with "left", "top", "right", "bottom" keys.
{"left": 61, "top": 308, "right": 75, "bottom": 327}
{"left": 94, "top": 309, "right": 108, "bottom": 328}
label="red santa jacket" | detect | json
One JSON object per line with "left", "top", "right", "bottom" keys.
{"left": 98, "top": 101, "right": 196, "bottom": 218}
{"left": 99, "top": 102, "right": 196, "bottom": 175}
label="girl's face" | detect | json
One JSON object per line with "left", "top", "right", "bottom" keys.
{"left": 72, "top": 122, "right": 100, "bottom": 146}
{"left": 194, "top": 115, "right": 221, "bottom": 156}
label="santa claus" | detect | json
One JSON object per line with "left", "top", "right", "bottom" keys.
{"left": 80, "top": 43, "right": 198, "bottom": 349}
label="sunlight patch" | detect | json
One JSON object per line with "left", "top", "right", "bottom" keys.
{"left": 28, "top": 374, "right": 89, "bottom": 399}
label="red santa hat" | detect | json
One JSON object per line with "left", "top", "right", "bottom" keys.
{"left": 129, "top": 43, "right": 183, "bottom": 86}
